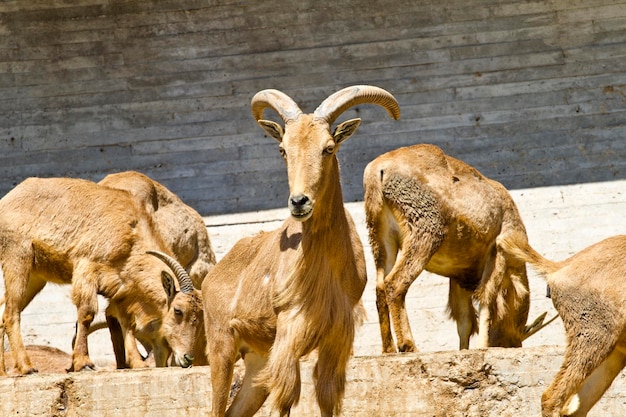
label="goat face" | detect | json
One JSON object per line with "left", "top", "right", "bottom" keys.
{"left": 147, "top": 251, "right": 203, "bottom": 368}
{"left": 160, "top": 271, "right": 203, "bottom": 368}
{"left": 258, "top": 115, "right": 362, "bottom": 221}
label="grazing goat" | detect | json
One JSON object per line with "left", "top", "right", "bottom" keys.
{"left": 0, "top": 177, "right": 203, "bottom": 375}
{"left": 364, "top": 143, "right": 533, "bottom": 352}
{"left": 98, "top": 171, "right": 215, "bottom": 367}
{"left": 202, "top": 85, "right": 400, "bottom": 417}
{"left": 499, "top": 232, "right": 626, "bottom": 417}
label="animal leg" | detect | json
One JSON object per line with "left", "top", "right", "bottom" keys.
{"left": 208, "top": 331, "right": 238, "bottom": 417}
{"left": 385, "top": 247, "right": 433, "bottom": 353}
{"left": 69, "top": 262, "right": 100, "bottom": 372}
{"left": 375, "top": 256, "right": 397, "bottom": 353}
{"left": 226, "top": 352, "right": 268, "bottom": 417}
{"left": 561, "top": 346, "right": 626, "bottom": 417}
{"left": 542, "top": 337, "right": 617, "bottom": 417}
{"left": 447, "top": 280, "right": 477, "bottom": 349}
{"left": 3, "top": 272, "right": 46, "bottom": 375}
{"left": 105, "top": 314, "right": 129, "bottom": 369}
{"left": 314, "top": 327, "right": 355, "bottom": 417}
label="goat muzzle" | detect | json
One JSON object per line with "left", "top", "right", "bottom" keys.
{"left": 288, "top": 194, "right": 313, "bottom": 221}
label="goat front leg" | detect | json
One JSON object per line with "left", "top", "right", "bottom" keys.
{"left": 314, "top": 323, "right": 355, "bottom": 416}
{"left": 70, "top": 263, "right": 100, "bottom": 372}
{"left": 385, "top": 246, "right": 434, "bottom": 353}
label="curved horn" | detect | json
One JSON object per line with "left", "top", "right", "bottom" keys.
{"left": 251, "top": 89, "right": 303, "bottom": 123}
{"left": 313, "top": 85, "right": 401, "bottom": 126}
{"left": 147, "top": 250, "right": 195, "bottom": 294}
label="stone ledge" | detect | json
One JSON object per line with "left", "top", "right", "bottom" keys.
{"left": 1, "top": 346, "right": 624, "bottom": 416}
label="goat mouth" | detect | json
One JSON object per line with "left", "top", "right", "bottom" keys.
{"left": 290, "top": 207, "right": 312, "bottom": 221}
{"left": 174, "top": 353, "right": 194, "bottom": 368}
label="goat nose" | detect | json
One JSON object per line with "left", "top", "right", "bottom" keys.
{"left": 290, "top": 194, "right": 309, "bottom": 208}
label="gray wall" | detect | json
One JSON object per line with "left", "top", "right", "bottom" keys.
{"left": 1, "top": 0, "right": 625, "bottom": 215}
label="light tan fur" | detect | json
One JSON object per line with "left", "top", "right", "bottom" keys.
{"left": 364, "top": 143, "right": 531, "bottom": 352}
{"left": 97, "top": 171, "right": 214, "bottom": 368}
{"left": 498, "top": 232, "right": 626, "bottom": 417}
{"left": 0, "top": 177, "right": 203, "bottom": 375}
{"left": 202, "top": 85, "right": 400, "bottom": 417}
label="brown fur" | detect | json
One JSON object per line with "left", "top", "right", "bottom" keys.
{"left": 3, "top": 345, "right": 73, "bottom": 375}
{"left": 97, "top": 171, "right": 214, "bottom": 368}
{"left": 203, "top": 86, "right": 399, "bottom": 417}
{"left": 0, "top": 177, "right": 203, "bottom": 375}
{"left": 498, "top": 232, "right": 626, "bottom": 417}
{"left": 364, "top": 143, "right": 531, "bottom": 352}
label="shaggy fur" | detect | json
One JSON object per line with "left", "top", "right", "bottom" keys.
{"left": 203, "top": 85, "right": 399, "bottom": 417}
{"left": 499, "top": 233, "right": 626, "bottom": 417}
{"left": 98, "top": 171, "right": 215, "bottom": 367}
{"left": 364, "top": 143, "right": 531, "bottom": 352}
{"left": 0, "top": 177, "right": 202, "bottom": 375}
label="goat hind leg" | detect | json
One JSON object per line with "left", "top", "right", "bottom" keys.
{"left": 542, "top": 339, "right": 616, "bottom": 416}
{"left": 561, "top": 346, "right": 626, "bottom": 417}
{"left": 448, "top": 280, "right": 477, "bottom": 349}
{"left": 4, "top": 274, "right": 46, "bottom": 374}
{"left": 375, "top": 263, "right": 396, "bottom": 353}
{"left": 226, "top": 352, "right": 268, "bottom": 417}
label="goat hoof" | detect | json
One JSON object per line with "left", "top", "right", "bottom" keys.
{"left": 398, "top": 344, "right": 416, "bottom": 353}
{"left": 24, "top": 367, "right": 39, "bottom": 375}
{"left": 79, "top": 364, "right": 96, "bottom": 372}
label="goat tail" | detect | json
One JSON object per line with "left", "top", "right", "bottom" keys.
{"left": 497, "top": 232, "right": 562, "bottom": 278}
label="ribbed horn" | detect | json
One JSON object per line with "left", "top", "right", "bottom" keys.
{"left": 147, "top": 250, "right": 195, "bottom": 294}
{"left": 313, "top": 85, "right": 401, "bottom": 126}
{"left": 251, "top": 89, "right": 303, "bottom": 123}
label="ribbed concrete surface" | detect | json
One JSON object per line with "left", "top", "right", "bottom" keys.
{"left": 1, "top": 346, "right": 626, "bottom": 416}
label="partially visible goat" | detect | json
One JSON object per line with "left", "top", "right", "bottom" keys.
{"left": 364, "top": 143, "right": 536, "bottom": 352}
{"left": 0, "top": 177, "right": 203, "bottom": 375}
{"left": 202, "top": 85, "right": 400, "bottom": 416}
{"left": 98, "top": 171, "right": 215, "bottom": 367}
{"left": 99, "top": 171, "right": 216, "bottom": 288}
{"left": 499, "top": 232, "right": 626, "bottom": 417}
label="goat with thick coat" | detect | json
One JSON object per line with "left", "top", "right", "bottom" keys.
{"left": 97, "top": 171, "right": 215, "bottom": 368}
{"left": 499, "top": 232, "right": 626, "bottom": 417}
{"left": 364, "top": 143, "right": 534, "bottom": 352}
{"left": 0, "top": 177, "right": 203, "bottom": 375}
{"left": 202, "top": 85, "right": 400, "bottom": 417}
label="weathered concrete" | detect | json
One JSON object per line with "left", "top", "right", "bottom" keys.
{"left": 1, "top": 346, "right": 625, "bottom": 416}
{"left": 1, "top": 0, "right": 625, "bottom": 215}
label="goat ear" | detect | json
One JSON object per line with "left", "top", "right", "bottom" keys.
{"left": 161, "top": 271, "right": 177, "bottom": 301}
{"left": 333, "top": 118, "right": 361, "bottom": 145}
{"left": 257, "top": 120, "right": 284, "bottom": 142}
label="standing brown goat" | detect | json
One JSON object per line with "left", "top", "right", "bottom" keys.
{"left": 0, "top": 177, "right": 203, "bottom": 375}
{"left": 364, "top": 143, "right": 532, "bottom": 352}
{"left": 202, "top": 85, "right": 400, "bottom": 417}
{"left": 499, "top": 232, "right": 626, "bottom": 417}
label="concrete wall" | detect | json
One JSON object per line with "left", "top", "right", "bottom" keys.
{"left": 1, "top": 0, "right": 625, "bottom": 215}
{"left": 2, "top": 347, "right": 626, "bottom": 416}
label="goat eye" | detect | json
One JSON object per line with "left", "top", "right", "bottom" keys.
{"left": 324, "top": 145, "right": 335, "bottom": 155}
{"left": 174, "top": 308, "right": 183, "bottom": 317}
{"left": 278, "top": 146, "right": 286, "bottom": 158}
